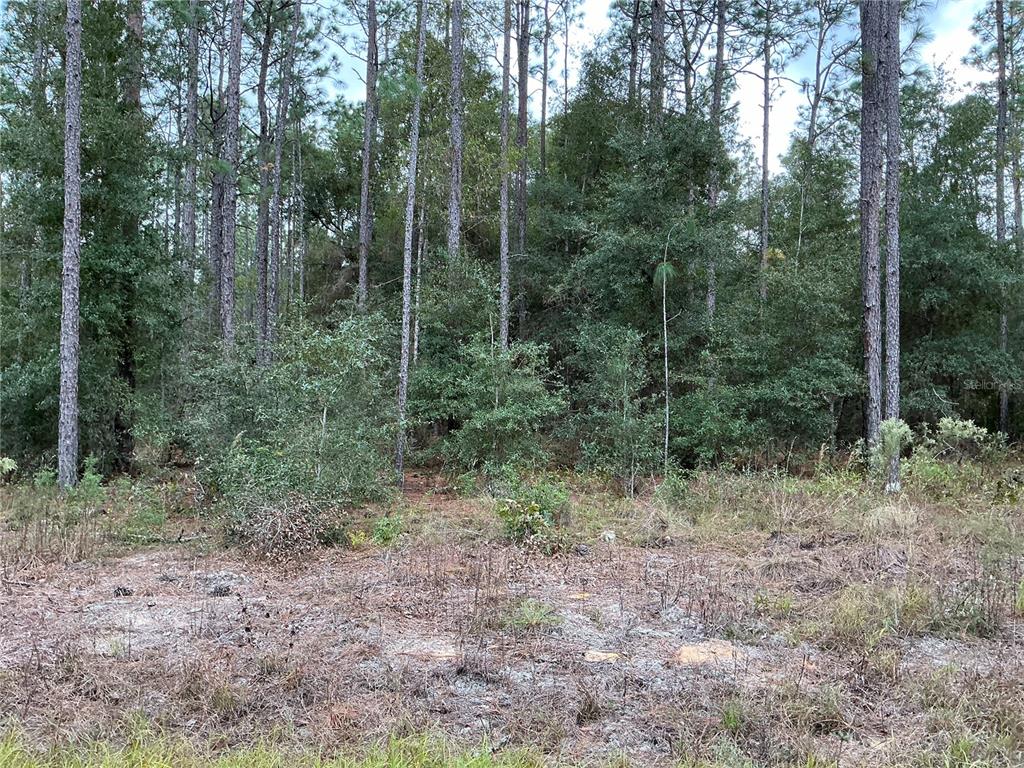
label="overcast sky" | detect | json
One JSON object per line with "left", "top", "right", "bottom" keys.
{"left": 327, "top": 0, "right": 992, "bottom": 175}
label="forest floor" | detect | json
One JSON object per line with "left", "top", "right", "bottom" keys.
{"left": 1, "top": 467, "right": 1023, "bottom": 767}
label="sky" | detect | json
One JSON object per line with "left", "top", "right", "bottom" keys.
{"left": 329, "top": 0, "right": 993, "bottom": 176}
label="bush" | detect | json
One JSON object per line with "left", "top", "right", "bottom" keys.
{"left": 412, "top": 338, "right": 565, "bottom": 470}
{"left": 494, "top": 471, "right": 570, "bottom": 545}
{"left": 566, "top": 323, "right": 660, "bottom": 496}
{"left": 173, "top": 313, "right": 394, "bottom": 509}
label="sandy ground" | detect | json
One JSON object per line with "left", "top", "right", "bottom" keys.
{"left": 3, "top": 527, "right": 1021, "bottom": 767}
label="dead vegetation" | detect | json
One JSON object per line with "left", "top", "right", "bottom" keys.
{"left": 1, "top": 461, "right": 1024, "bottom": 767}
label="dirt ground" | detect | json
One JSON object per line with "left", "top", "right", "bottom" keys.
{"left": 2, "top": 478, "right": 1023, "bottom": 766}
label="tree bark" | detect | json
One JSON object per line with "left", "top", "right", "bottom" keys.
{"left": 996, "top": 0, "right": 1010, "bottom": 433}
{"left": 540, "top": 0, "right": 550, "bottom": 175}
{"left": 447, "top": 0, "right": 464, "bottom": 258}
{"left": 627, "top": 0, "right": 641, "bottom": 108}
{"left": 268, "top": 0, "right": 301, "bottom": 356}
{"left": 515, "top": 0, "right": 530, "bottom": 330}
{"left": 396, "top": 0, "right": 428, "bottom": 486}
{"left": 58, "top": 0, "right": 83, "bottom": 490}
{"left": 499, "top": 0, "right": 512, "bottom": 348}
{"left": 182, "top": 0, "right": 200, "bottom": 277}
{"left": 860, "top": 0, "right": 884, "bottom": 447}
{"left": 254, "top": 2, "right": 276, "bottom": 365}
{"left": 221, "top": 0, "right": 245, "bottom": 351}
{"left": 649, "top": 0, "right": 665, "bottom": 131}
{"left": 357, "top": 0, "right": 377, "bottom": 311}
{"left": 758, "top": 2, "right": 771, "bottom": 302}
{"left": 413, "top": 199, "right": 427, "bottom": 363}
{"left": 707, "top": 0, "right": 726, "bottom": 323}
{"left": 883, "top": 0, "right": 901, "bottom": 491}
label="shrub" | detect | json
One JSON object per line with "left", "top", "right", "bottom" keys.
{"left": 412, "top": 338, "right": 566, "bottom": 470}
{"left": 174, "top": 313, "right": 394, "bottom": 509}
{"left": 566, "top": 323, "right": 660, "bottom": 496}
{"left": 494, "top": 471, "right": 569, "bottom": 545}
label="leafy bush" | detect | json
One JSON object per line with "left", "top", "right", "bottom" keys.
{"left": 173, "top": 313, "right": 394, "bottom": 509}
{"left": 413, "top": 338, "right": 566, "bottom": 470}
{"left": 566, "top": 323, "right": 660, "bottom": 495}
{"left": 494, "top": 471, "right": 570, "bottom": 545}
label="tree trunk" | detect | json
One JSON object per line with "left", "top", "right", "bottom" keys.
{"left": 758, "top": 5, "right": 771, "bottom": 302}
{"left": 357, "top": 0, "right": 377, "bottom": 311}
{"left": 540, "top": 0, "right": 550, "bottom": 175}
{"left": 182, "top": 0, "right": 200, "bottom": 277}
{"left": 627, "top": 0, "right": 640, "bottom": 108}
{"left": 254, "top": 3, "right": 275, "bottom": 365}
{"left": 883, "top": 0, "right": 901, "bottom": 492}
{"left": 499, "top": 0, "right": 512, "bottom": 348}
{"left": 707, "top": 0, "right": 726, "bottom": 323}
{"left": 859, "top": 0, "right": 884, "bottom": 448}
{"left": 413, "top": 200, "right": 426, "bottom": 364}
{"left": 268, "top": 0, "right": 301, "bottom": 356}
{"left": 295, "top": 117, "right": 306, "bottom": 304}
{"left": 649, "top": 0, "right": 665, "bottom": 130}
{"left": 996, "top": 0, "right": 1010, "bottom": 434}
{"left": 395, "top": 0, "right": 428, "bottom": 486}
{"left": 221, "top": 0, "right": 245, "bottom": 351}
{"left": 58, "top": 0, "right": 83, "bottom": 490}
{"left": 447, "top": 0, "right": 464, "bottom": 258}
{"left": 515, "top": 0, "right": 530, "bottom": 330}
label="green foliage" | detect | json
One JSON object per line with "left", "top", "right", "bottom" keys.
{"left": 174, "top": 314, "right": 394, "bottom": 509}
{"left": 567, "top": 323, "right": 660, "bottom": 494}
{"left": 414, "top": 338, "right": 565, "bottom": 470}
{"left": 493, "top": 471, "right": 570, "bottom": 545}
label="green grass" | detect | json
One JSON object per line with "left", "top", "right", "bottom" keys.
{"left": 0, "top": 733, "right": 546, "bottom": 768}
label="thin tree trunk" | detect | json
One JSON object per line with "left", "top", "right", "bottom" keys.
{"left": 357, "top": 0, "right": 377, "bottom": 310}
{"left": 883, "top": 0, "right": 901, "bottom": 491}
{"left": 499, "top": 0, "right": 512, "bottom": 348}
{"left": 221, "top": 0, "right": 245, "bottom": 350}
{"left": 860, "top": 0, "right": 884, "bottom": 448}
{"left": 707, "top": 0, "right": 726, "bottom": 323}
{"left": 515, "top": 0, "right": 530, "bottom": 330}
{"left": 540, "top": 0, "right": 550, "bottom": 175}
{"left": 758, "top": 6, "right": 771, "bottom": 302}
{"left": 627, "top": 0, "right": 640, "bottom": 108}
{"left": 997, "top": 0, "right": 1010, "bottom": 433}
{"left": 649, "top": 0, "right": 665, "bottom": 130}
{"left": 413, "top": 200, "right": 426, "bottom": 363}
{"left": 182, "top": 0, "right": 200, "bottom": 276}
{"left": 296, "top": 117, "right": 306, "bottom": 304}
{"left": 58, "top": 0, "right": 83, "bottom": 490}
{"left": 395, "top": 0, "right": 428, "bottom": 486}
{"left": 447, "top": 0, "right": 464, "bottom": 258}
{"left": 268, "top": 0, "right": 301, "bottom": 356}
{"left": 254, "top": 3, "right": 275, "bottom": 365}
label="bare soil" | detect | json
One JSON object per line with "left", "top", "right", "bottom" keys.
{"left": 1, "top": 480, "right": 1022, "bottom": 766}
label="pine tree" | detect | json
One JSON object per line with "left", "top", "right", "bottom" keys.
{"left": 58, "top": 0, "right": 83, "bottom": 490}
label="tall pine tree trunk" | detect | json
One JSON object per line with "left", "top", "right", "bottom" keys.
{"left": 996, "top": 0, "right": 1010, "bottom": 433}
{"left": 221, "top": 0, "right": 245, "bottom": 351}
{"left": 515, "top": 0, "right": 529, "bottom": 331}
{"left": 649, "top": 0, "right": 665, "bottom": 131}
{"left": 58, "top": 0, "right": 83, "bottom": 490}
{"left": 499, "top": 0, "right": 512, "bottom": 348}
{"left": 268, "top": 0, "right": 301, "bottom": 355}
{"left": 447, "top": 0, "right": 464, "bottom": 257}
{"left": 395, "top": 0, "right": 428, "bottom": 485}
{"left": 758, "top": 5, "right": 771, "bottom": 302}
{"left": 627, "top": 0, "right": 640, "bottom": 108}
{"left": 357, "top": 0, "right": 377, "bottom": 310}
{"left": 860, "top": 0, "right": 884, "bottom": 448}
{"left": 182, "top": 0, "right": 199, "bottom": 278}
{"left": 707, "top": 0, "right": 726, "bottom": 323}
{"left": 254, "top": 3, "right": 275, "bottom": 365}
{"left": 540, "top": 0, "right": 550, "bottom": 175}
{"left": 883, "top": 0, "right": 901, "bottom": 491}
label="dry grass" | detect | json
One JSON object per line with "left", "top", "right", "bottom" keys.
{"left": 2, "top": 456, "right": 1024, "bottom": 767}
